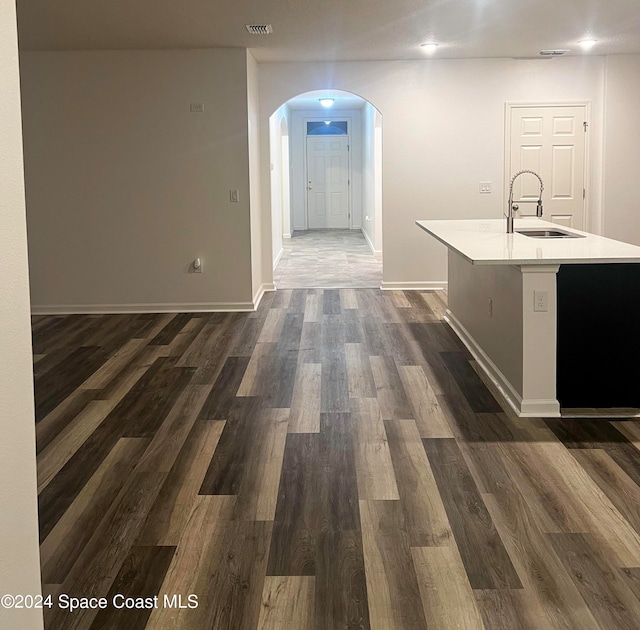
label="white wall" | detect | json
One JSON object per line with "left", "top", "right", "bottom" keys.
{"left": 374, "top": 114, "right": 383, "bottom": 252}
{"left": 269, "top": 103, "right": 291, "bottom": 267}
{"left": 362, "top": 102, "right": 382, "bottom": 252}
{"left": 21, "top": 49, "right": 255, "bottom": 312}
{"left": 281, "top": 124, "right": 291, "bottom": 240}
{"left": 0, "top": 3, "right": 44, "bottom": 628}
{"left": 258, "top": 57, "right": 605, "bottom": 288}
{"left": 21, "top": 51, "right": 638, "bottom": 304}
{"left": 289, "top": 107, "right": 364, "bottom": 231}
{"left": 603, "top": 54, "right": 640, "bottom": 246}
{"left": 247, "top": 51, "right": 267, "bottom": 301}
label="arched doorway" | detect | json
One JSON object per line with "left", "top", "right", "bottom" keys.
{"left": 268, "top": 89, "right": 383, "bottom": 289}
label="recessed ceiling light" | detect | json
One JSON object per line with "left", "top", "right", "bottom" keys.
{"left": 579, "top": 38, "right": 597, "bottom": 49}
{"left": 420, "top": 43, "right": 439, "bottom": 53}
{"left": 319, "top": 98, "right": 334, "bottom": 108}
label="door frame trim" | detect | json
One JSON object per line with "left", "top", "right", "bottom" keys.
{"left": 504, "top": 101, "right": 591, "bottom": 232}
{"left": 303, "top": 116, "right": 353, "bottom": 230}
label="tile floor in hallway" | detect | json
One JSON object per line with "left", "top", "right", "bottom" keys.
{"left": 273, "top": 229, "right": 382, "bottom": 288}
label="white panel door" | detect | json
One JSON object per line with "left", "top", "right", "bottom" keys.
{"left": 509, "top": 105, "right": 586, "bottom": 229}
{"left": 306, "top": 136, "right": 350, "bottom": 229}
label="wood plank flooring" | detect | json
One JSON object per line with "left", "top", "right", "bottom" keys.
{"left": 33, "top": 290, "right": 640, "bottom": 629}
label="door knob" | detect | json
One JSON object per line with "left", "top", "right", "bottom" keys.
{"left": 307, "top": 185, "right": 313, "bottom": 190}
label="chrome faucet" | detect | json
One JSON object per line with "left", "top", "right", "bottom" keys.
{"left": 506, "top": 170, "right": 544, "bottom": 233}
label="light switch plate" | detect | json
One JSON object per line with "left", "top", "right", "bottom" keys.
{"left": 229, "top": 189, "right": 239, "bottom": 203}
{"left": 479, "top": 181, "right": 492, "bottom": 194}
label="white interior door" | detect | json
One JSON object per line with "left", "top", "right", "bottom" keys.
{"left": 306, "top": 136, "right": 350, "bottom": 229}
{"left": 508, "top": 105, "right": 587, "bottom": 229}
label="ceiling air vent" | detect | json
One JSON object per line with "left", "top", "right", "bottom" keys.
{"left": 538, "top": 49, "right": 570, "bottom": 57}
{"left": 246, "top": 24, "right": 273, "bottom": 35}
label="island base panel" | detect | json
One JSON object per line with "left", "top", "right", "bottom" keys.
{"left": 557, "top": 263, "right": 640, "bottom": 408}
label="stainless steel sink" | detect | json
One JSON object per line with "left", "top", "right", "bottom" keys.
{"left": 515, "top": 228, "right": 585, "bottom": 239}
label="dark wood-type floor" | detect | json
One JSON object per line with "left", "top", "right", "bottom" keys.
{"left": 33, "top": 289, "right": 640, "bottom": 629}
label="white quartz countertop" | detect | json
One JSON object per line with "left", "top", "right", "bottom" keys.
{"left": 416, "top": 218, "right": 640, "bottom": 265}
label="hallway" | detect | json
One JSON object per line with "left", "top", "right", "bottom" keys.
{"left": 273, "top": 229, "right": 382, "bottom": 289}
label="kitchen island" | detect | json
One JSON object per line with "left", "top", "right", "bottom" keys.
{"left": 417, "top": 218, "right": 640, "bottom": 417}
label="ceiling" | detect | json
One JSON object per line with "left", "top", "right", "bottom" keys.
{"left": 15, "top": 0, "right": 640, "bottom": 63}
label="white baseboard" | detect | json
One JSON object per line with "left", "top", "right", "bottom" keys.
{"left": 445, "top": 309, "right": 560, "bottom": 418}
{"left": 283, "top": 233, "right": 292, "bottom": 239}
{"left": 380, "top": 281, "right": 447, "bottom": 291}
{"left": 273, "top": 248, "right": 284, "bottom": 270}
{"left": 253, "top": 283, "right": 275, "bottom": 309}
{"left": 519, "top": 398, "right": 562, "bottom": 417}
{"left": 32, "top": 284, "right": 277, "bottom": 315}
{"left": 31, "top": 301, "right": 257, "bottom": 315}
{"left": 361, "top": 228, "right": 382, "bottom": 255}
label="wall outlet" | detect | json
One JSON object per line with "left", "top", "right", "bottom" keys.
{"left": 479, "top": 181, "right": 492, "bottom": 194}
{"left": 229, "top": 189, "right": 239, "bottom": 203}
{"left": 190, "top": 102, "right": 205, "bottom": 113}
{"left": 534, "top": 290, "right": 548, "bottom": 312}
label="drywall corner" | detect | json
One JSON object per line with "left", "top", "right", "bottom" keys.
{"left": 0, "top": 2, "right": 44, "bottom": 628}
